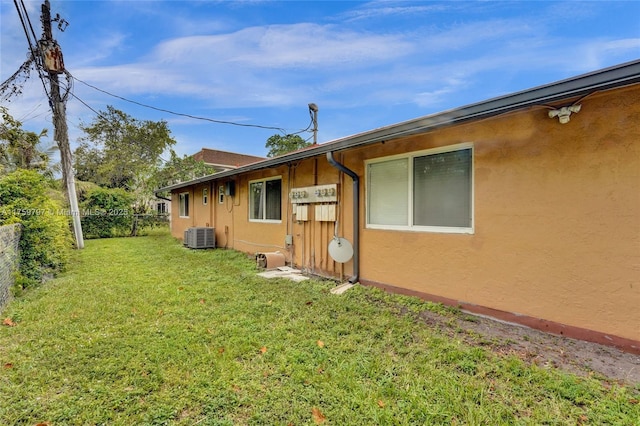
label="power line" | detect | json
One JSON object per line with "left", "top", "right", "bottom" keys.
{"left": 11, "top": 0, "right": 50, "bottom": 100}
{"left": 71, "top": 74, "right": 300, "bottom": 134}
{"left": 289, "top": 115, "right": 314, "bottom": 136}
{"left": 20, "top": 0, "right": 40, "bottom": 51}
{"left": 17, "top": 103, "right": 49, "bottom": 124}
{"left": 7, "top": 1, "right": 318, "bottom": 145}
{"left": 69, "top": 91, "right": 103, "bottom": 118}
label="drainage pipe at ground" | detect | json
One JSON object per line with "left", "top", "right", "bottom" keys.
{"left": 326, "top": 151, "right": 359, "bottom": 284}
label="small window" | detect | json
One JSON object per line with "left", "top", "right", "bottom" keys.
{"left": 218, "top": 185, "right": 225, "bottom": 204}
{"left": 202, "top": 188, "right": 209, "bottom": 205}
{"left": 157, "top": 202, "right": 167, "bottom": 214}
{"left": 366, "top": 144, "right": 473, "bottom": 233}
{"left": 249, "top": 177, "right": 282, "bottom": 222}
{"left": 179, "top": 192, "right": 190, "bottom": 218}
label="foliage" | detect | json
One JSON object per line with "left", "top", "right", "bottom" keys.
{"left": 74, "top": 179, "right": 101, "bottom": 203}
{"left": 80, "top": 187, "right": 133, "bottom": 239}
{"left": 75, "top": 106, "right": 176, "bottom": 189}
{"left": 151, "top": 149, "right": 214, "bottom": 198}
{"left": 0, "top": 234, "right": 638, "bottom": 424}
{"left": 0, "top": 169, "right": 71, "bottom": 289}
{"left": 74, "top": 106, "right": 176, "bottom": 214}
{"left": 0, "top": 106, "right": 58, "bottom": 178}
{"left": 265, "top": 133, "right": 312, "bottom": 157}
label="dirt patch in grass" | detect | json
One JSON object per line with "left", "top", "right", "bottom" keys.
{"left": 416, "top": 309, "right": 640, "bottom": 385}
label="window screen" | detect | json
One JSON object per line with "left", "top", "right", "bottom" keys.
{"left": 413, "top": 148, "right": 472, "bottom": 228}
{"left": 367, "top": 158, "right": 408, "bottom": 226}
{"left": 366, "top": 145, "right": 473, "bottom": 232}
{"left": 179, "top": 193, "right": 189, "bottom": 217}
{"left": 265, "top": 179, "right": 281, "bottom": 220}
{"left": 249, "top": 178, "right": 282, "bottom": 221}
{"left": 249, "top": 181, "right": 263, "bottom": 220}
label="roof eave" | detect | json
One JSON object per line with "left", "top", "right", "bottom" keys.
{"left": 156, "top": 59, "right": 640, "bottom": 194}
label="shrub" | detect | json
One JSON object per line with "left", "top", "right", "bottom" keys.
{"left": 80, "top": 187, "right": 133, "bottom": 238}
{"left": 0, "top": 170, "right": 72, "bottom": 289}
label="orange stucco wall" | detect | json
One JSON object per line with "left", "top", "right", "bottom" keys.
{"left": 171, "top": 84, "right": 640, "bottom": 344}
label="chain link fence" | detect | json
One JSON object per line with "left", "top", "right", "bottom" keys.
{"left": 0, "top": 224, "right": 21, "bottom": 311}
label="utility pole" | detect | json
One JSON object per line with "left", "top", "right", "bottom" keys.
{"left": 40, "top": 0, "right": 84, "bottom": 249}
{"left": 308, "top": 103, "right": 318, "bottom": 145}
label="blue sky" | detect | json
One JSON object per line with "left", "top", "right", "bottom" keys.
{"left": 1, "top": 1, "right": 639, "bottom": 160}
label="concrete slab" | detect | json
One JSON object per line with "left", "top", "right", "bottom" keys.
{"left": 330, "top": 283, "right": 355, "bottom": 295}
{"left": 257, "top": 267, "right": 309, "bottom": 282}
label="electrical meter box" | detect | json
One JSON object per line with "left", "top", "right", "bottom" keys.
{"left": 289, "top": 184, "right": 338, "bottom": 203}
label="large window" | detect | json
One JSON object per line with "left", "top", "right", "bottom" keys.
{"left": 179, "top": 192, "right": 190, "bottom": 218}
{"left": 249, "top": 177, "right": 282, "bottom": 222}
{"left": 366, "top": 144, "right": 473, "bottom": 233}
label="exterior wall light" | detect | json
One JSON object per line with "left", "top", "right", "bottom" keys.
{"left": 548, "top": 104, "right": 582, "bottom": 124}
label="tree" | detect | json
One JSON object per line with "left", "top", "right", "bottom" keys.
{"left": 74, "top": 106, "right": 176, "bottom": 212}
{"left": 0, "top": 106, "right": 57, "bottom": 178}
{"left": 75, "top": 106, "right": 176, "bottom": 188}
{"left": 265, "top": 134, "right": 311, "bottom": 157}
{"left": 151, "top": 149, "right": 214, "bottom": 197}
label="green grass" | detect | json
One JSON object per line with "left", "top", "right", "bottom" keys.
{"left": 1, "top": 231, "right": 638, "bottom": 425}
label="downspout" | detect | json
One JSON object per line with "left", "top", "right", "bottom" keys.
{"left": 326, "top": 151, "right": 359, "bottom": 284}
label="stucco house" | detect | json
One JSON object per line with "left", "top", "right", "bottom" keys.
{"left": 157, "top": 60, "right": 640, "bottom": 353}
{"left": 153, "top": 149, "right": 265, "bottom": 216}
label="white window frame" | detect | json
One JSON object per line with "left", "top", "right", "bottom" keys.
{"left": 179, "top": 192, "right": 190, "bottom": 218}
{"left": 202, "top": 187, "right": 209, "bottom": 205}
{"left": 248, "top": 176, "right": 282, "bottom": 223}
{"left": 365, "top": 143, "right": 474, "bottom": 234}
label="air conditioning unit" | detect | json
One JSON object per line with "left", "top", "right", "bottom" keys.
{"left": 184, "top": 227, "right": 215, "bottom": 249}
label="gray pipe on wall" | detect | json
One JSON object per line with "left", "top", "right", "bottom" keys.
{"left": 326, "top": 151, "right": 359, "bottom": 284}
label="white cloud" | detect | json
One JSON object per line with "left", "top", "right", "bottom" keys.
{"left": 69, "top": 32, "right": 129, "bottom": 67}
{"left": 152, "top": 23, "right": 412, "bottom": 69}
{"left": 340, "top": 1, "right": 451, "bottom": 22}
{"left": 67, "top": 13, "right": 602, "bottom": 113}
{"left": 578, "top": 38, "right": 640, "bottom": 71}
{"left": 4, "top": 0, "right": 638, "bottom": 148}
{"left": 69, "top": 22, "right": 415, "bottom": 109}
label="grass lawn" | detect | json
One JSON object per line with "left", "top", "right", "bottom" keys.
{"left": 1, "top": 232, "right": 638, "bottom": 425}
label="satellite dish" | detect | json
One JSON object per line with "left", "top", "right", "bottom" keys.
{"left": 328, "top": 237, "right": 353, "bottom": 263}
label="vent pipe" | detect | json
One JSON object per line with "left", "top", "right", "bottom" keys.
{"left": 326, "top": 151, "right": 359, "bottom": 283}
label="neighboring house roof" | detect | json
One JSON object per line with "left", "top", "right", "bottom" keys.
{"left": 158, "top": 59, "right": 640, "bottom": 194}
{"left": 192, "top": 148, "right": 264, "bottom": 170}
